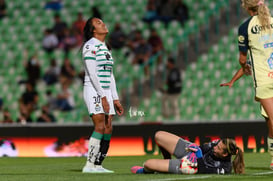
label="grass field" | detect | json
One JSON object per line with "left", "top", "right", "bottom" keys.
{"left": 0, "top": 153, "right": 273, "bottom": 181}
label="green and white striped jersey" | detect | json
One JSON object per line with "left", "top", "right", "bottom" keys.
{"left": 82, "top": 37, "right": 118, "bottom": 99}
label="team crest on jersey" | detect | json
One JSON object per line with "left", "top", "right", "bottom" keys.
{"left": 91, "top": 50, "right": 96, "bottom": 55}
{"left": 238, "top": 35, "right": 245, "bottom": 43}
{"left": 95, "top": 103, "right": 101, "bottom": 112}
{"left": 105, "top": 52, "right": 111, "bottom": 60}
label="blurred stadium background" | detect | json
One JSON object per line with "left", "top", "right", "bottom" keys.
{"left": 1, "top": 0, "right": 272, "bottom": 125}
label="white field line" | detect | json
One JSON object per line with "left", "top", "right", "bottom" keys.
{"left": 142, "top": 175, "right": 211, "bottom": 181}
{"left": 142, "top": 171, "right": 273, "bottom": 181}
{"left": 251, "top": 171, "right": 273, "bottom": 175}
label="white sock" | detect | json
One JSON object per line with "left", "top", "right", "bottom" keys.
{"left": 86, "top": 137, "right": 101, "bottom": 166}
{"left": 267, "top": 137, "right": 273, "bottom": 163}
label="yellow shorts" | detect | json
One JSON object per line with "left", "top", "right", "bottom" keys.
{"left": 255, "top": 84, "right": 273, "bottom": 99}
{"left": 260, "top": 105, "right": 268, "bottom": 119}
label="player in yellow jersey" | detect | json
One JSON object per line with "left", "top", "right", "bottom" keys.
{"left": 237, "top": 0, "right": 273, "bottom": 170}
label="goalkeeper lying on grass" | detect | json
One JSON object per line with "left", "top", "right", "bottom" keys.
{"left": 131, "top": 131, "right": 244, "bottom": 174}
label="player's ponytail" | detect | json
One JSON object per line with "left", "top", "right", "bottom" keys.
{"left": 222, "top": 138, "right": 245, "bottom": 174}
{"left": 241, "top": 0, "right": 271, "bottom": 31}
{"left": 256, "top": 0, "right": 271, "bottom": 30}
{"left": 232, "top": 147, "right": 245, "bottom": 174}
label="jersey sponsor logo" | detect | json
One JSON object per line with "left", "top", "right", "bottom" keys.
{"left": 267, "top": 53, "right": 273, "bottom": 69}
{"left": 264, "top": 42, "right": 273, "bottom": 48}
{"left": 238, "top": 35, "right": 245, "bottom": 43}
{"left": 268, "top": 72, "right": 273, "bottom": 78}
{"left": 251, "top": 24, "right": 273, "bottom": 34}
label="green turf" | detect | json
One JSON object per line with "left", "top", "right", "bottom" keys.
{"left": 0, "top": 153, "right": 272, "bottom": 181}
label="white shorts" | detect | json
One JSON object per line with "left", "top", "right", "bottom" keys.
{"left": 83, "top": 85, "right": 115, "bottom": 116}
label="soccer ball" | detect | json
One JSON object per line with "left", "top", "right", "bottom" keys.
{"left": 180, "top": 156, "right": 198, "bottom": 174}
{"left": 0, "top": 139, "right": 18, "bottom": 157}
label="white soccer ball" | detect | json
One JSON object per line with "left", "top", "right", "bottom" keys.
{"left": 0, "top": 139, "right": 18, "bottom": 157}
{"left": 180, "top": 156, "right": 198, "bottom": 174}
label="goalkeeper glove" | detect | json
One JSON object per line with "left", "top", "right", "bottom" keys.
{"left": 186, "top": 143, "right": 203, "bottom": 158}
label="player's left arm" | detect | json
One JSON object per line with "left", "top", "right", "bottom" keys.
{"left": 239, "top": 51, "right": 251, "bottom": 75}
{"left": 110, "top": 73, "right": 124, "bottom": 116}
{"left": 220, "top": 68, "right": 244, "bottom": 88}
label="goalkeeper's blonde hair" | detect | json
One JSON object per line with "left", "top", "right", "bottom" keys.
{"left": 222, "top": 138, "right": 245, "bottom": 174}
{"left": 241, "top": 0, "right": 271, "bottom": 31}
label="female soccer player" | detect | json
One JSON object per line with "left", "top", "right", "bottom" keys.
{"left": 81, "top": 17, "right": 124, "bottom": 173}
{"left": 131, "top": 131, "right": 245, "bottom": 174}
{"left": 238, "top": 0, "right": 273, "bottom": 169}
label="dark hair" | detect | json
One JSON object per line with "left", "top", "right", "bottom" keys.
{"left": 82, "top": 17, "right": 111, "bottom": 51}
{"left": 83, "top": 17, "right": 95, "bottom": 43}
{"left": 222, "top": 138, "right": 245, "bottom": 174}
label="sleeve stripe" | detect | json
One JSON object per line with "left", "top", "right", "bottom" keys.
{"left": 97, "top": 59, "right": 108, "bottom": 62}
{"left": 98, "top": 75, "right": 111, "bottom": 77}
{"left": 100, "top": 81, "right": 111, "bottom": 83}
{"left": 84, "top": 57, "right": 96, "bottom": 60}
{"left": 98, "top": 70, "right": 112, "bottom": 72}
{"left": 97, "top": 64, "right": 113, "bottom": 67}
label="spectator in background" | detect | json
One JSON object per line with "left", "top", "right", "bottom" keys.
{"left": 44, "top": 0, "right": 63, "bottom": 11}
{"left": 147, "top": 28, "right": 164, "bottom": 55}
{"left": 72, "top": 12, "right": 86, "bottom": 36}
{"left": 55, "top": 83, "right": 75, "bottom": 111}
{"left": 24, "top": 54, "right": 41, "bottom": 86}
{"left": 161, "top": 57, "right": 182, "bottom": 119}
{"left": 42, "top": 28, "right": 59, "bottom": 56}
{"left": 59, "top": 57, "right": 76, "bottom": 86}
{"left": 52, "top": 13, "right": 68, "bottom": 44}
{"left": 0, "top": 0, "right": 7, "bottom": 19}
{"left": 45, "top": 90, "right": 58, "bottom": 111}
{"left": 37, "top": 104, "right": 56, "bottom": 123}
{"left": 132, "top": 37, "right": 152, "bottom": 76}
{"left": 174, "top": 0, "right": 189, "bottom": 26}
{"left": 142, "top": 0, "right": 159, "bottom": 24}
{"left": 127, "top": 30, "right": 143, "bottom": 52}
{"left": 91, "top": 6, "right": 102, "bottom": 19}
{"left": 43, "top": 58, "right": 60, "bottom": 85}
{"left": 148, "top": 28, "right": 164, "bottom": 71}
{"left": 157, "top": 0, "right": 175, "bottom": 27}
{"left": 72, "top": 12, "right": 86, "bottom": 46}
{"left": 109, "top": 23, "right": 127, "bottom": 50}
{"left": 1, "top": 108, "right": 13, "bottom": 123}
{"left": 60, "top": 28, "right": 78, "bottom": 57}
{"left": 18, "top": 81, "right": 39, "bottom": 123}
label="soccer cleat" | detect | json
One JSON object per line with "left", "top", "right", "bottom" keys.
{"left": 270, "top": 163, "right": 273, "bottom": 170}
{"left": 82, "top": 166, "right": 100, "bottom": 173}
{"left": 131, "top": 166, "right": 144, "bottom": 174}
{"left": 95, "top": 165, "right": 114, "bottom": 173}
